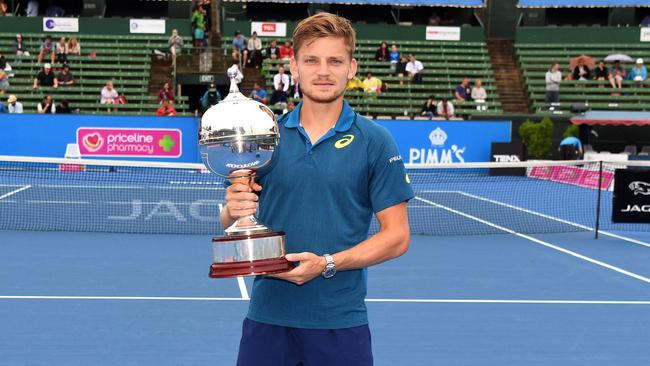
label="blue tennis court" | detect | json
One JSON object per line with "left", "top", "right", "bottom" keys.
{"left": 1, "top": 159, "right": 650, "bottom": 365}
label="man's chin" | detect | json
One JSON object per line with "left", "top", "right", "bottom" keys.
{"left": 302, "top": 90, "right": 344, "bottom": 104}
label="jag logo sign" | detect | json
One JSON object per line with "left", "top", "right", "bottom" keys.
{"left": 77, "top": 128, "right": 181, "bottom": 157}
{"left": 613, "top": 169, "right": 650, "bottom": 223}
{"left": 408, "top": 127, "right": 466, "bottom": 164}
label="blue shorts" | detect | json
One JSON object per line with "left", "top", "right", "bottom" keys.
{"left": 236, "top": 318, "right": 373, "bottom": 366}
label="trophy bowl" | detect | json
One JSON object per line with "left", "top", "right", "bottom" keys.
{"left": 199, "top": 67, "right": 293, "bottom": 278}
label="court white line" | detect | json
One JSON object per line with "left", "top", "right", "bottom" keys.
{"left": 1, "top": 296, "right": 649, "bottom": 305}
{"left": 33, "top": 185, "right": 223, "bottom": 190}
{"left": 237, "top": 277, "right": 250, "bottom": 300}
{"left": 0, "top": 185, "right": 31, "bottom": 200}
{"left": 454, "top": 191, "right": 650, "bottom": 249}
{"left": 414, "top": 196, "right": 650, "bottom": 285}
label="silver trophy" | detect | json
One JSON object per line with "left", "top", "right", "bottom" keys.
{"left": 199, "top": 66, "right": 292, "bottom": 278}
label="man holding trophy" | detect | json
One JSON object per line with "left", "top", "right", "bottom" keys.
{"left": 215, "top": 13, "right": 413, "bottom": 365}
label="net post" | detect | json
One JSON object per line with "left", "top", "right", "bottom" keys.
{"left": 595, "top": 160, "right": 603, "bottom": 239}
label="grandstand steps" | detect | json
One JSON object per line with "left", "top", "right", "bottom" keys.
{"left": 487, "top": 39, "right": 531, "bottom": 114}
{"left": 148, "top": 55, "right": 173, "bottom": 95}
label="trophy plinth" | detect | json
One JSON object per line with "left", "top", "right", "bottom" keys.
{"left": 200, "top": 68, "right": 293, "bottom": 278}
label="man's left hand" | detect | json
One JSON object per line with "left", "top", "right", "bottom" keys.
{"left": 270, "top": 252, "right": 326, "bottom": 286}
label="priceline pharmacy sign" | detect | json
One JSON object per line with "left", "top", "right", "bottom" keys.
{"left": 77, "top": 127, "right": 182, "bottom": 158}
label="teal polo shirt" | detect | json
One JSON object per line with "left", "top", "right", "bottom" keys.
{"left": 247, "top": 100, "right": 414, "bottom": 329}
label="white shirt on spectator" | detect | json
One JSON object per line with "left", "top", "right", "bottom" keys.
{"left": 247, "top": 38, "right": 262, "bottom": 51}
{"left": 37, "top": 102, "right": 56, "bottom": 113}
{"left": 471, "top": 87, "right": 487, "bottom": 102}
{"left": 274, "top": 73, "right": 290, "bottom": 92}
{"left": 406, "top": 60, "right": 423, "bottom": 74}
{"left": 101, "top": 87, "right": 118, "bottom": 104}
{"left": 8, "top": 102, "right": 23, "bottom": 113}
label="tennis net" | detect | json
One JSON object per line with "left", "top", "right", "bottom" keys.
{"left": 0, "top": 155, "right": 648, "bottom": 236}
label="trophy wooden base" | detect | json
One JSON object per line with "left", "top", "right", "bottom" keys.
{"left": 209, "top": 257, "right": 294, "bottom": 278}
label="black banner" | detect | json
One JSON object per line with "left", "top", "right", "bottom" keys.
{"left": 490, "top": 142, "right": 525, "bottom": 176}
{"left": 612, "top": 169, "right": 650, "bottom": 223}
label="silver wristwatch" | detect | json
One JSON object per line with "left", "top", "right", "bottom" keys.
{"left": 322, "top": 254, "right": 336, "bottom": 279}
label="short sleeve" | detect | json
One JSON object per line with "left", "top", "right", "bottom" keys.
{"left": 367, "top": 127, "right": 414, "bottom": 213}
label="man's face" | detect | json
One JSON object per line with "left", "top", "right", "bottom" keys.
{"left": 45, "top": 96, "right": 51, "bottom": 103}
{"left": 551, "top": 64, "right": 558, "bottom": 72}
{"left": 290, "top": 36, "right": 357, "bottom": 104}
{"left": 462, "top": 78, "right": 469, "bottom": 86}
{"left": 271, "top": 40, "right": 276, "bottom": 47}
{"left": 44, "top": 68, "right": 51, "bottom": 74}
{"left": 409, "top": 55, "right": 415, "bottom": 63}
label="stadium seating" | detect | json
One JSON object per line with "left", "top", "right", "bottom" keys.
{"left": 516, "top": 42, "right": 650, "bottom": 115}
{"left": 0, "top": 32, "right": 190, "bottom": 115}
{"left": 223, "top": 37, "right": 502, "bottom": 118}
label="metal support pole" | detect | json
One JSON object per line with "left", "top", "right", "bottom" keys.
{"left": 595, "top": 160, "right": 603, "bottom": 239}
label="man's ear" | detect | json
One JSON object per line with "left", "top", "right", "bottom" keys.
{"left": 289, "top": 56, "right": 299, "bottom": 84}
{"left": 348, "top": 58, "right": 358, "bottom": 80}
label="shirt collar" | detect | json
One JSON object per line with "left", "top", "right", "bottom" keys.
{"left": 284, "top": 100, "right": 355, "bottom": 133}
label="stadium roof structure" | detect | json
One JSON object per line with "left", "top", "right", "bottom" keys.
{"left": 223, "top": 0, "right": 484, "bottom": 6}
{"left": 518, "top": 0, "right": 650, "bottom": 7}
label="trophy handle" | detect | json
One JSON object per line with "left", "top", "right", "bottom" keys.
{"left": 225, "top": 169, "right": 269, "bottom": 235}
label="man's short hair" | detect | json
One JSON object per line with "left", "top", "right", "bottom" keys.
{"left": 292, "top": 12, "right": 356, "bottom": 59}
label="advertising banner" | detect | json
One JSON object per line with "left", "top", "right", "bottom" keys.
{"left": 251, "top": 22, "right": 287, "bottom": 37}
{"left": 612, "top": 169, "right": 650, "bottom": 223}
{"left": 129, "top": 19, "right": 166, "bottom": 34}
{"left": 43, "top": 17, "right": 79, "bottom": 32}
{"left": 425, "top": 26, "right": 461, "bottom": 41}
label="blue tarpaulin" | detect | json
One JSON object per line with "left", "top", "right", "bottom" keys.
{"left": 224, "top": 0, "right": 483, "bottom": 6}
{"left": 519, "top": 0, "right": 650, "bottom": 7}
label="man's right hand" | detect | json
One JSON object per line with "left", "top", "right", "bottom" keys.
{"left": 222, "top": 182, "right": 262, "bottom": 227}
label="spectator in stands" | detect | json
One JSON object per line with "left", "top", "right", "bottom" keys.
{"left": 200, "top": 83, "right": 221, "bottom": 113}
{"left": 191, "top": 5, "right": 206, "bottom": 48}
{"left": 157, "top": 82, "right": 175, "bottom": 103}
{"left": 389, "top": 44, "right": 400, "bottom": 72}
{"left": 55, "top": 36, "right": 68, "bottom": 65}
{"left": 571, "top": 58, "right": 590, "bottom": 81}
{"left": 57, "top": 100, "right": 71, "bottom": 114}
{"left": 273, "top": 65, "right": 290, "bottom": 92}
{"left": 25, "top": 0, "right": 38, "bottom": 16}
{"left": 346, "top": 76, "right": 364, "bottom": 92}
{"left": 249, "top": 82, "right": 268, "bottom": 105}
{"left": 0, "top": 70, "right": 8, "bottom": 88}
{"left": 454, "top": 78, "right": 470, "bottom": 102}
{"left": 231, "top": 31, "right": 247, "bottom": 68}
{"left": 247, "top": 31, "right": 263, "bottom": 68}
{"left": 265, "top": 39, "right": 280, "bottom": 60}
{"left": 0, "top": 100, "right": 6, "bottom": 114}
{"left": 270, "top": 82, "right": 288, "bottom": 109}
{"left": 33, "top": 63, "right": 58, "bottom": 89}
{"left": 13, "top": 34, "right": 29, "bottom": 64}
{"left": 199, "top": 0, "right": 212, "bottom": 32}
{"left": 37, "top": 95, "right": 56, "bottom": 114}
{"left": 37, "top": 35, "right": 55, "bottom": 64}
{"left": 406, "top": 53, "right": 424, "bottom": 84}
{"left": 286, "top": 100, "right": 296, "bottom": 113}
{"left": 436, "top": 98, "right": 454, "bottom": 119}
{"left": 156, "top": 99, "right": 177, "bottom": 116}
{"left": 608, "top": 60, "right": 626, "bottom": 89}
{"left": 627, "top": 58, "right": 647, "bottom": 85}
{"left": 67, "top": 37, "right": 80, "bottom": 55}
{"left": 420, "top": 95, "right": 437, "bottom": 119}
{"left": 559, "top": 135, "right": 583, "bottom": 160}
{"left": 100, "top": 80, "right": 118, "bottom": 105}
{"left": 593, "top": 60, "right": 608, "bottom": 86}
{"left": 168, "top": 29, "right": 184, "bottom": 66}
{"left": 290, "top": 74, "right": 301, "bottom": 99}
{"left": 395, "top": 55, "right": 408, "bottom": 84}
{"left": 279, "top": 40, "right": 294, "bottom": 60}
{"left": 545, "top": 63, "right": 561, "bottom": 104}
{"left": 7, "top": 94, "right": 22, "bottom": 113}
{"left": 362, "top": 72, "right": 382, "bottom": 93}
{"left": 56, "top": 64, "right": 74, "bottom": 87}
{"left": 0, "top": 0, "right": 7, "bottom": 16}
{"left": 375, "top": 42, "right": 389, "bottom": 62}
{"left": 471, "top": 79, "right": 487, "bottom": 102}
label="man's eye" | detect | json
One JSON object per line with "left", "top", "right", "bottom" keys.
{"left": 331, "top": 60, "right": 342, "bottom": 65}
{"left": 305, "top": 59, "right": 316, "bottom": 64}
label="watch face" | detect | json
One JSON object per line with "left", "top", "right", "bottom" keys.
{"left": 323, "top": 266, "right": 336, "bottom": 279}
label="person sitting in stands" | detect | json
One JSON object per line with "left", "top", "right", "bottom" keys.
{"left": 593, "top": 60, "right": 608, "bottom": 84}
{"left": 55, "top": 36, "right": 68, "bottom": 64}
{"left": 279, "top": 40, "right": 294, "bottom": 60}
{"left": 168, "top": 29, "right": 183, "bottom": 66}
{"left": 156, "top": 99, "right": 177, "bottom": 116}
{"left": 608, "top": 60, "right": 626, "bottom": 89}
{"left": 246, "top": 31, "right": 263, "bottom": 68}
{"left": 273, "top": 65, "right": 290, "bottom": 93}
{"left": 346, "top": 76, "right": 364, "bottom": 92}
{"left": 420, "top": 95, "right": 437, "bottom": 118}
{"left": 627, "top": 58, "right": 647, "bottom": 85}
{"left": 7, "top": 94, "right": 22, "bottom": 113}
{"left": 13, "top": 34, "right": 30, "bottom": 64}
{"left": 157, "top": 81, "right": 176, "bottom": 103}
{"left": 56, "top": 64, "right": 74, "bottom": 87}
{"left": 33, "top": 63, "right": 58, "bottom": 89}
{"left": 0, "top": 71, "right": 8, "bottom": 88}
{"left": 270, "top": 82, "right": 289, "bottom": 110}
{"left": 37, "top": 95, "right": 56, "bottom": 114}
{"left": 454, "top": 78, "right": 471, "bottom": 102}
{"left": 362, "top": 72, "right": 382, "bottom": 93}
{"left": 67, "top": 37, "right": 81, "bottom": 55}
{"left": 375, "top": 41, "right": 389, "bottom": 62}
{"left": 436, "top": 99, "right": 455, "bottom": 119}
{"left": 571, "top": 58, "right": 590, "bottom": 81}
{"left": 231, "top": 31, "right": 247, "bottom": 67}
{"left": 265, "top": 39, "right": 280, "bottom": 60}
{"left": 37, "top": 35, "right": 55, "bottom": 64}
{"left": 249, "top": 82, "right": 268, "bottom": 105}
{"left": 395, "top": 55, "right": 408, "bottom": 84}
{"left": 471, "top": 79, "right": 487, "bottom": 103}
{"left": 57, "top": 100, "right": 72, "bottom": 114}
{"left": 100, "top": 80, "right": 119, "bottom": 112}
{"left": 405, "top": 53, "right": 423, "bottom": 84}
